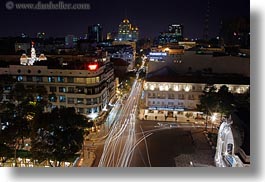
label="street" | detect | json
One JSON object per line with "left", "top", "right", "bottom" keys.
{"left": 90, "top": 71, "right": 216, "bottom": 167}
{"left": 98, "top": 79, "right": 143, "bottom": 167}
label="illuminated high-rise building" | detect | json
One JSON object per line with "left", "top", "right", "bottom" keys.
{"left": 117, "top": 19, "right": 139, "bottom": 42}
{"left": 158, "top": 24, "right": 184, "bottom": 44}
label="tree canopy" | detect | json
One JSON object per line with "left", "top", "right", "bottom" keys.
{"left": 30, "top": 107, "right": 88, "bottom": 167}
{"left": 0, "top": 81, "right": 47, "bottom": 164}
{"left": 197, "top": 85, "right": 241, "bottom": 119}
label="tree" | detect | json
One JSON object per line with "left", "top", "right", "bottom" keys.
{"left": 30, "top": 107, "right": 88, "bottom": 167}
{"left": 217, "top": 85, "right": 235, "bottom": 118}
{"left": 0, "top": 98, "right": 46, "bottom": 165}
{"left": 197, "top": 85, "right": 219, "bottom": 130}
{"left": 185, "top": 112, "right": 193, "bottom": 118}
{"left": 135, "top": 57, "right": 142, "bottom": 70}
{"left": 0, "top": 81, "right": 47, "bottom": 166}
{"left": 234, "top": 88, "right": 250, "bottom": 111}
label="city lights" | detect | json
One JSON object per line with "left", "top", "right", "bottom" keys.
{"left": 88, "top": 112, "right": 98, "bottom": 120}
{"left": 211, "top": 113, "right": 217, "bottom": 122}
{"left": 0, "top": 0, "right": 250, "bottom": 169}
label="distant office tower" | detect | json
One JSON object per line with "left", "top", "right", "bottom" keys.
{"left": 88, "top": 24, "right": 103, "bottom": 42}
{"left": 168, "top": 24, "right": 183, "bottom": 36}
{"left": 117, "top": 19, "right": 139, "bottom": 42}
{"left": 158, "top": 24, "right": 184, "bottom": 44}
{"left": 65, "top": 35, "right": 78, "bottom": 48}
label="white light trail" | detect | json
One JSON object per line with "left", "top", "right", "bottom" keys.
{"left": 98, "top": 80, "right": 143, "bottom": 167}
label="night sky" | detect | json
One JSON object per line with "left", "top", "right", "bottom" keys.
{"left": 0, "top": 0, "right": 249, "bottom": 39}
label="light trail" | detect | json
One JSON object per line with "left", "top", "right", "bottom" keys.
{"left": 140, "top": 125, "right": 152, "bottom": 167}
{"left": 98, "top": 79, "right": 143, "bottom": 167}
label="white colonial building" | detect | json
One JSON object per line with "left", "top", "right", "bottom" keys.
{"left": 20, "top": 42, "right": 47, "bottom": 66}
{"left": 143, "top": 81, "right": 249, "bottom": 119}
{"left": 144, "top": 82, "right": 249, "bottom": 110}
{"left": 141, "top": 66, "right": 249, "bottom": 122}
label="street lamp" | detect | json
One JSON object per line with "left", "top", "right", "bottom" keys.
{"left": 211, "top": 113, "right": 217, "bottom": 133}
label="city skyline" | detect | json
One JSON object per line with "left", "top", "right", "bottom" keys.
{"left": 0, "top": 0, "right": 249, "bottom": 39}
{"left": 0, "top": 0, "right": 250, "bottom": 168}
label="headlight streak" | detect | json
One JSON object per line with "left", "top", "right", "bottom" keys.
{"left": 98, "top": 80, "right": 145, "bottom": 167}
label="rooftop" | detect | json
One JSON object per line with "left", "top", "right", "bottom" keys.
{"left": 146, "top": 66, "right": 250, "bottom": 85}
{"left": 148, "top": 51, "right": 250, "bottom": 77}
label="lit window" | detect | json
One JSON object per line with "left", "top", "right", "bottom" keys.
{"left": 150, "top": 85, "right": 155, "bottom": 91}
{"left": 59, "top": 96, "right": 66, "bottom": 102}
{"left": 17, "top": 76, "right": 23, "bottom": 82}
{"left": 174, "top": 85, "right": 179, "bottom": 91}
{"left": 77, "top": 98, "right": 84, "bottom": 104}
{"left": 184, "top": 85, "right": 191, "bottom": 92}
{"left": 48, "top": 77, "right": 55, "bottom": 83}
{"left": 237, "top": 87, "right": 245, "bottom": 94}
{"left": 165, "top": 85, "right": 169, "bottom": 91}
{"left": 96, "top": 77, "right": 100, "bottom": 83}
{"left": 49, "top": 94, "right": 57, "bottom": 102}
{"left": 57, "top": 76, "right": 64, "bottom": 83}
{"left": 36, "top": 96, "right": 43, "bottom": 102}
{"left": 59, "top": 87, "right": 66, "bottom": 93}
{"left": 87, "top": 108, "right": 92, "bottom": 114}
{"left": 76, "top": 78, "right": 85, "bottom": 83}
{"left": 76, "top": 87, "right": 84, "bottom": 93}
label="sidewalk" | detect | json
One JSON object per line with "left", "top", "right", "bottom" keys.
{"left": 138, "top": 109, "right": 201, "bottom": 123}
{"left": 77, "top": 139, "right": 97, "bottom": 167}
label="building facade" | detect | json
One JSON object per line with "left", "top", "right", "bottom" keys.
{"left": 158, "top": 24, "right": 184, "bottom": 44}
{"left": 144, "top": 81, "right": 249, "bottom": 111}
{"left": 0, "top": 52, "right": 115, "bottom": 119}
{"left": 116, "top": 19, "right": 139, "bottom": 42}
{"left": 142, "top": 79, "right": 249, "bottom": 122}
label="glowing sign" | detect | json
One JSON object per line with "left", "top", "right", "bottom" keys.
{"left": 149, "top": 52, "right": 167, "bottom": 56}
{"left": 88, "top": 63, "right": 98, "bottom": 71}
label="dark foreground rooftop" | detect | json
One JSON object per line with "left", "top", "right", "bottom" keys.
{"left": 146, "top": 66, "right": 250, "bottom": 85}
